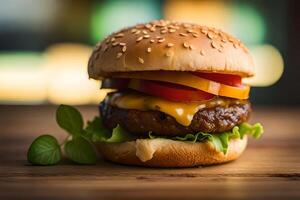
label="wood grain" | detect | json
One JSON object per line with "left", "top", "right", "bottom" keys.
{"left": 0, "top": 105, "right": 300, "bottom": 200}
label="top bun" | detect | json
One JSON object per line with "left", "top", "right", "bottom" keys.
{"left": 88, "top": 20, "right": 254, "bottom": 79}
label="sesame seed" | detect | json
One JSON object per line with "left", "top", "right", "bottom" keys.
{"left": 183, "top": 24, "right": 191, "bottom": 28}
{"left": 122, "top": 46, "right": 127, "bottom": 52}
{"left": 211, "top": 41, "right": 218, "bottom": 49}
{"left": 192, "top": 33, "right": 199, "bottom": 38}
{"left": 150, "top": 27, "right": 156, "bottom": 32}
{"left": 169, "top": 29, "right": 176, "bottom": 33}
{"left": 208, "top": 32, "right": 214, "bottom": 39}
{"left": 200, "top": 50, "right": 205, "bottom": 55}
{"left": 119, "top": 42, "right": 126, "bottom": 46}
{"left": 221, "top": 38, "right": 227, "bottom": 43}
{"left": 183, "top": 42, "right": 189, "bottom": 48}
{"left": 138, "top": 57, "right": 144, "bottom": 64}
{"left": 233, "top": 43, "right": 238, "bottom": 48}
{"left": 147, "top": 47, "right": 151, "bottom": 53}
{"left": 168, "top": 25, "right": 178, "bottom": 29}
{"left": 116, "top": 53, "right": 122, "bottom": 59}
{"left": 134, "top": 30, "right": 141, "bottom": 35}
{"left": 112, "top": 42, "right": 118, "bottom": 46}
{"left": 179, "top": 33, "right": 188, "bottom": 37}
{"left": 142, "top": 30, "right": 148, "bottom": 34}
{"left": 189, "top": 45, "right": 194, "bottom": 50}
{"left": 161, "top": 29, "right": 167, "bottom": 34}
{"left": 115, "top": 33, "right": 124, "bottom": 38}
{"left": 218, "top": 48, "right": 223, "bottom": 52}
{"left": 143, "top": 35, "right": 150, "bottom": 39}
{"left": 156, "top": 36, "right": 162, "bottom": 39}
{"left": 150, "top": 39, "right": 155, "bottom": 43}
{"left": 218, "top": 32, "right": 224, "bottom": 37}
{"left": 145, "top": 24, "right": 151, "bottom": 28}
{"left": 110, "top": 37, "right": 116, "bottom": 42}
{"left": 131, "top": 29, "right": 137, "bottom": 33}
{"left": 201, "top": 29, "right": 208, "bottom": 35}
{"left": 136, "top": 36, "right": 143, "bottom": 42}
{"left": 187, "top": 29, "right": 194, "bottom": 33}
{"left": 158, "top": 38, "right": 165, "bottom": 43}
{"left": 166, "top": 43, "right": 174, "bottom": 47}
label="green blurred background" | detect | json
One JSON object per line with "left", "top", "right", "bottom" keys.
{"left": 0, "top": 0, "right": 298, "bottom": 105}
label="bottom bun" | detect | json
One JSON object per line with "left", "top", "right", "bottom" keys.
{"left": 96, "top": 136, "right": 248, "bottom": 167}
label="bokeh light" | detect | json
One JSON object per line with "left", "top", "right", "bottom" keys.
{"left": 229, "top": 5, "right": 266, "bottom": 44}
{"left": 243, "top": 44, "right": 284, "bottom": 87}
{"left": 91, "top": 0, "right": 161, "bottom": 42}
{"left": 0, "top": 53, "right": 46, "bottom": 103}
{"left": 43, "top": 43, "right": 104, "bottom": 105}
{"left": 164, "top": 0, "right": 230, "bottom": 31}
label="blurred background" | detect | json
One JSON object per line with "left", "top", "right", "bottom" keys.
{"left": 0, "top": 0, "right": 299, "bottom": 106}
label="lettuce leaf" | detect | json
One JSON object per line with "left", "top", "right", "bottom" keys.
{"left": 149, "top": 123, "right": 264, "bottom": 154}
{"left": 106, "top": 124, "right": 135, "bottom": 143}
{"left": 86, "top": 117, "right": 263, "bottom": 154}
{"left": 84, "top": 117, "right": 134, "bottom": 143}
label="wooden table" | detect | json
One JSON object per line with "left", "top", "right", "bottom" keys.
{"left": 0, "top": 105, "right": 299, "bottom": 199}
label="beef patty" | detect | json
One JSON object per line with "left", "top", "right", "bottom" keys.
{"left": 100, "top": 94, "right": 251, "bottom": 137}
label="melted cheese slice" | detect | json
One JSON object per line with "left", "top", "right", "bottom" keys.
{"left": 109, "top": 93, "right": 225, "bottom": 126}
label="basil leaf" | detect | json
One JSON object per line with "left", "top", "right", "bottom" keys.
{"left": 27, "top": 135, "right": 61, "bottom": 165}
{"left": 64, "top": 136, "right": 97, "bottom": 164}
{"left": 56, "top": 105, "right": 83, "bottom": 136}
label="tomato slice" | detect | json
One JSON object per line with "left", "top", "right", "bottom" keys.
{"left": 193, "top": 72, "right": 242, "bottom": 87}
{"left": 128, "top": 79, "right": 214, "bottom": 102}
{"left": 113, "top": 71, "right": 250, "bottom": 99}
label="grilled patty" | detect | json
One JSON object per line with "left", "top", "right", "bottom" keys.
{"left": 100, "top": 94, "right": 251, "bottom": 137}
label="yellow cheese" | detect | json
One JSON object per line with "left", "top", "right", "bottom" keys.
{"left": 109, "top": 93, "right": 227, "bottom": 126}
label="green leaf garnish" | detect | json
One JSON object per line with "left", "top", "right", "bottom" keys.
{"left": 239, "top": 123, "right": 264, "bottom": 139}
{"left": 27, "top": 103, "right": 264, "bottom": 166}
{"left": 64, "top": 136, "right": 97, "bottom": 164}
{"left": 84, "top": 117, "right": 110, "bottom": 142}
{"left": 56, "top": 105, "right": 83, "bottom": 136}
{"left": 27, "top": 135, "right": 61, "bottom": 165}
{"left": 106, "top": 124, "right": 134, "bottom": 143}
{"left": 84, "top": 117, "right": 134, "bottom": 143}
{"left": 149, "top": 123, "right": 264, "bottom": 154}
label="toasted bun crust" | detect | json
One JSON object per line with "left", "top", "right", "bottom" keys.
{"left": 96, "top": 136, "right": 248, "bottom": 167}
{"left": 88, "top": 20, "right": 254, "bottom": 79}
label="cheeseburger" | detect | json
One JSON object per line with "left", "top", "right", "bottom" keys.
{"left": 88, "top": 20, "right": 263, "bottom": 167}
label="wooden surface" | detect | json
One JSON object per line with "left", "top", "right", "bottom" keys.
{"left": 0, "top": 105, "right": 300, "bottom": 200}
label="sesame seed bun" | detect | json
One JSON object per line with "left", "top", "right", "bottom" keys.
{"left": 88, "top": 20, "right": 254, "bottom": 79}
{"left": 95, "top": 136, "right": 248, "bottom": 167}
